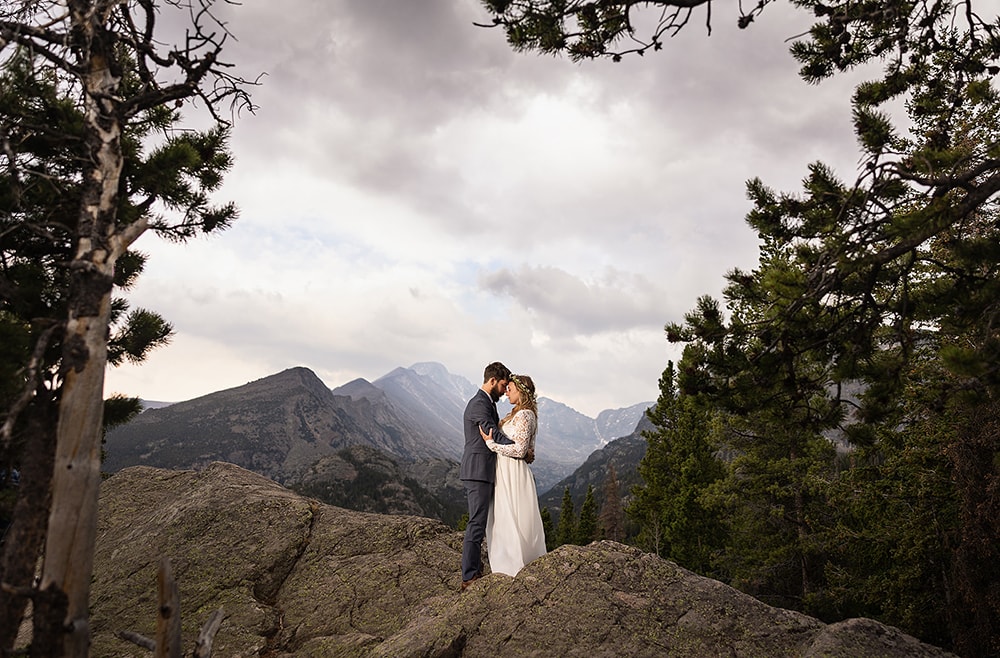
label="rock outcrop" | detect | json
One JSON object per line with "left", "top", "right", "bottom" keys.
{"left": 86, "top": 463, "right": 953, "bottom": 657}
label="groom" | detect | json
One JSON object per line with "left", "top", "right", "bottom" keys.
{"left": 460, "top": 361, "right": 513, "bottom": 590}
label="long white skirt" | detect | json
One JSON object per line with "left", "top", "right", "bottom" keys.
{"left": 486, "top": 455, "right": 547, "bottom": 576}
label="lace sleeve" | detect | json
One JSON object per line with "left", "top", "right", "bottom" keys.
{"left": 486, "top": 410, "right": 536, "bottom": 459}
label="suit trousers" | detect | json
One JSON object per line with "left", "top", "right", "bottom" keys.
{"left": 462, "top": 479, "right": 493, "bottom": 582}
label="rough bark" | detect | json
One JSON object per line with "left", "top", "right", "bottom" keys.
{"left": 36, "top": 2, "right": 133, "bottom": 655}
{"left": 39, "top": 279, "right": 114, "bottom": 656}
{"left": 155, "top": 558, "right": 182, "bottom": 658}
{"left": 0, "top": 394, "right": 57, "bottom": 655}
{"left": 949, "top": 400, "right": 1000, "bottom": 658}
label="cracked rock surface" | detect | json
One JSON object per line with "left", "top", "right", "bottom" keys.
{"left": 91, "top": 463, "right": 954, "bottom": 657}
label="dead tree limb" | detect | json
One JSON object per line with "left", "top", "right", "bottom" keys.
{"left": 156, "top": 557, "right": 182, "bottom": 658}
{"left": 193, "top": 608, "right": 226, "bottom": 658}
{"left": 116, "top": 557, "right": 225, "bottom": 657}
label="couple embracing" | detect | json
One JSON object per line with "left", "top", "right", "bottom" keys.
{"left": 460, "top": 361, "right": 547, "bottom": 591}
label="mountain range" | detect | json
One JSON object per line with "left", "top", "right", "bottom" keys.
{"left": 538, "top": 414, "right": 655, "bottom": 524}
{"left": 103, "top": 362, "right": 652, "bottom": 524}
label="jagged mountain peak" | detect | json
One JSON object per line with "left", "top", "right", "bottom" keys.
{"left": 410, "top": 361, "right": 449, "bottom": 377}
{"left": 411, "top": 362, "right": 474, "bottom": 396}
{"left": 539, "top": 397, "right": 579, "bottom": 413}
{"left": 131, "top": 365, "right": 333, "bottom": 418}
{"left": 102, "top": 364, "right": 451, "bottom": 477}
{"left": 216, "top": 365, "right": 332, "bottom": 401}
{"left": 332, "top": 377, "right": 386, "bottom": 402}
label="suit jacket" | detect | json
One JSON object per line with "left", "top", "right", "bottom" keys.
{"left": 460, "top": 388, "right": 511, "bottom": 483}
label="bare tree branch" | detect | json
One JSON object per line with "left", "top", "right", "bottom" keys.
{"left": 0, "top": 322, "right": 59, "bottom": 452}
{"left": 116, "top": 630, "right": 156, "bottom": 651}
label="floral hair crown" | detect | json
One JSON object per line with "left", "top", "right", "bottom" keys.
{"left": 510, "top": 375, "right": 536, "bottom": 405}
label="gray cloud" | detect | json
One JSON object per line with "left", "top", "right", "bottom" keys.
{"left": 478, "top": 265, "right": 668, "bottom": 335}
{"left": 105, "top": 0, "right": 873, "bottom": 416}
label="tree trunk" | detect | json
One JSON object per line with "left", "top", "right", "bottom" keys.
{"left": 795, "top": 486, "right": 810, "bottom": 599}
{"left": 36, "top": 3, "right": 126, "bottom": 654}
{"left": 949, "top": 400, "right": 1000, "bottom": 658}
{"left": 0, "top": 394, "right": 57, "bottom": 655}
{"left": 38, "top": 290, "right": 114, "bottom": 656}
{"left": 156, "top": 558, "right": 183, "bottom": 658}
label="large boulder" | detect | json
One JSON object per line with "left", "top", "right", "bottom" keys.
{"left": 87, "top": 463, "right": 953, "bottom": 657}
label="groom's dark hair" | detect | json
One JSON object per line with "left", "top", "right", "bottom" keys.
{"left": 483, "top": 362, "right": 511, "bottom": 384}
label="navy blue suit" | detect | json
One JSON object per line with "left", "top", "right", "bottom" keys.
{"left": 460, "top": 388, "right": 511, "bottom": 581}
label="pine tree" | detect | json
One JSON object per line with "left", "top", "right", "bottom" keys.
{"left": 0, "top": 3, "right": 253, "bottom": 653}
{"left": 598, "top": 464, "right": 625, "bottom": 542}
{"left": 819, "top": 402, "right": 958, "bottom": 648}
{"left": 816, "top": 328, "right": 1000, "bottom": 652}
{"left": 666, "top": 148, "right": 1000, "bottom": 649}
{"left": 668, "top": 270, "right": 843, "bottom": 602}
{"left": 539, "top": 507, "right": 555, "bottom": 551}
{"left": 576, "top": 485, "right": 598, "bottom": 545}
{"left": 628, "top": 363, "right": 677, "bottom": 557}
{"left": 628, "top": 362, "right": 726, "bottom": 575}
{"left": 555, "top": 487, "right": 576, "bottom": 548}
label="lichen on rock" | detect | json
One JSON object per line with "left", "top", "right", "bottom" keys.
{"left": 90, "top": 463, "right": 956, "bottom": 657}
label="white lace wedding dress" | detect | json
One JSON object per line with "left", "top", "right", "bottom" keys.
{"left": 484, "top": 409, "right": 547, "bottom": 576}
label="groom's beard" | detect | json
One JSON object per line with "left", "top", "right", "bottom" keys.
{"left": 489, "top": 384, "right": 503, "bottom": 402}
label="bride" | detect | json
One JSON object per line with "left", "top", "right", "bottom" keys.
{"left": 479, "top": 374, "right": 547, "bottom": 576}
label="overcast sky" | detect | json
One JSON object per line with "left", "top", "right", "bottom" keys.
{"left": 103, "top": 0, "right": 866, "bottom": 418}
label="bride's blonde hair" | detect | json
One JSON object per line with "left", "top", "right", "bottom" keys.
{"left": 500, "top": 374, "right": 537, "bottom": 425}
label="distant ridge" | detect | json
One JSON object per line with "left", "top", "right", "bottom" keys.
{"left": 340, "top": 363, "right": 476, "bottom": 460}
{"left": 139, "top": 399, "right": 174, "bottom": 410}
{"left": 332, "top": 377, "right": 385, "bottom": 402}
{"left": 539, "top": 413, "right": 655, "bottom": 523}
{"left": 104, "top": 366, "right": 454, "bottom": 476}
